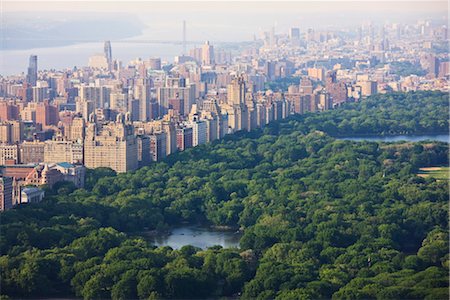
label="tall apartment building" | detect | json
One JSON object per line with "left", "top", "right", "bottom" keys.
{"left": 189, "top": 120, "right": 207, "bottom": 147}
{"left": 325, "top": 71, "right": 348, "bottom": 105}
{"left": 202, "top": 97, "right": 227, "bottom": 139}
{"left": 176, "top": 127, "right": 193, "bottom": 151}
{"left": 162, "top": 122, "right": 177, "bottom": 156}
{"left": 149, "top": 132, "right": 167, "bottom": 162}
{"left": 202, "top": 116, "right": 218, "bottom": 143}
{"left": 76, "top": 99, "right": 95, "bottom": 120}
{"left": 20, "top": 141, "right": 45, "bottom": 164}
{"left": 227, "top": 76, "right": 246, "bottom": 105}
{"left": 44, "top": 139, "right": 83, "bottom": 164}
{"left": 317, "top": 92, "right": 332, "bottom": 111}
{"left": 84, "top": 114, "right": 138, "bottom": 173}
{"left": 158, "top": 77, "right": 196, "bottom": 116}
{"left": 63, "top": 117, "right": 85, "bottom": 141}
{"left": 78, "top": 85, "right": 110, "bottom": 109}
{"left": 189, "top": 47, "right": 203, "bottom": 64}
{"left": 0, "top": 101, "right": 20, "bottom": 121}
{"left": 0, "top": 176, "right": 13, "bottom": 211}
{"left": 33, "top": 81, "right": 49, "bottom": 102}
{"left": 308, "top": 67, "right": 325, "bottom": 81}
{"left": 137, "top": 135, "right": 151, "bottom": 167}
{"left": 357, "top": 80, "right": 378, "bottom": 97}
{"left": 35, "top": 102, "right": 59, "bottom": 127}
{"left": 225, "top": 105, "right": 249, "bottom": 132}
{"left": 0, "top": 145, "right": 19, "bottom": 165}
{"left": 225, "top": 76, "right": 250, "bottom": 132}
{"left": 0, "top": 121, "right": 23, "bottom": 144}
{"left": 133, "top": 78, "right": 153, "bottom": 121}
{"left": 201, "top": 41, "right": 215, "bottom": 66}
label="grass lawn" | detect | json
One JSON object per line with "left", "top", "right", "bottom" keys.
{"left": 417, "top": 167, "right": 449, "bottom": 181}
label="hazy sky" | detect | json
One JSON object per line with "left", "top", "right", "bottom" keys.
{"left": 3, "top": 1, "right": 447, "bottom": 41}
{"left": 3, "top": 1, "right": 447, "bottom": 14}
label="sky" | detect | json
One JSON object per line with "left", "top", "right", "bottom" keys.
{"left": 2, "top": 1, "right": 447, "bottom": 42}
{"left": 2, "top": 1, "right": 447, "bottom": 14}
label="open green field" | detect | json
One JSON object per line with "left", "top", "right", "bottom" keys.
{"left": 417, "top": 167, "right": 450, "bottom": 180}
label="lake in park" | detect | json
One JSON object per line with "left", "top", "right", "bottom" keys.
{"left": 145, "top": 226, "right": 242, "bottom": 249}
{"left": 337, "top": 134, "right": 449, "bottom": 143}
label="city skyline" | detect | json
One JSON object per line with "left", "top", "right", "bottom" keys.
{"left": 1, "top": 1, "right": 447, "bottom": 75}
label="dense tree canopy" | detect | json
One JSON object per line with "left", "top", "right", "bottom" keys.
{"left": 0, "top": 91, "right": 448, "bottom": 299}
{"left": 389, "top": 61, "right": 427, "bottom": 77}
{"left": 265, "top": 76, "right": 301, "bottom": 92}
{"left": 291, "top": 90, "right": 448, "bottom": 136}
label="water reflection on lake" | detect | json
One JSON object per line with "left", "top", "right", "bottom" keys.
{"left": 337, "top": 134, "right": 449, "bottom": 143}
{"left": 145, "top": 226, "right": 242, "bottom": 249}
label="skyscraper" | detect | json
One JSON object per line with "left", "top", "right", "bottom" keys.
{"left": 104, "top": 41, "right": 112, "bottom": 69}
{"left": 201, "top": 41, "right": 215, "bottom": 66}
{"left": 227, "top": 76, "right": 246, "bottom": 105}
{"left": 27, "top": 55, "right": 38, "bottom": 86}
{"left": 134, "top": 78, "right": 153, "bottom": 121}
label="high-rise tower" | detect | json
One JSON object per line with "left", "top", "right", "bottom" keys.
{"left": 201, "top": 41, "right": 215, "bottom": 66}
{"left": 227, "top": 76, "right": 246, "bottom": 105}
{"left": 26, "top": 55, "right": 38, "bottom": 86}
{"left": 104, "top": 41, "right": 112, "bottom": 69}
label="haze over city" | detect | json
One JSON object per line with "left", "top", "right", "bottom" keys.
{"left": 3, "top": 1, "right": 448, "bottom": 42}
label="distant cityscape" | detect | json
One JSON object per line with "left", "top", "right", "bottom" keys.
{"left": 0, "top": 20, "right": 448, "bottom": 211}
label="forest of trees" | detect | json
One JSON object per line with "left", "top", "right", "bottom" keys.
{"left": 288, "top": 90, "right": 448, "bottom": 136}
{"left": 0, "top": 90, "right": 448, "bottom": 299}
{"left": 389, "top": 61, "right": 427, "bottom": 77}
{"left": 265, "top": 76, "right": 301, "bottom": 92}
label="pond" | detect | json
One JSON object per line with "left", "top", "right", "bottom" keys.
{"left": 143, "top": 226, "right": 242, "bottom": 249}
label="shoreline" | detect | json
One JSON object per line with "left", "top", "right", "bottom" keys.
{"left": 135, "top": 224, "right": 242, "bottom": 237}
{"left": 332, "top": 132, "right": 449, "bottom": 138}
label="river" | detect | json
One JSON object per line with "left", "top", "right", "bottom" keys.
{"left": 0, "top": 26, "right": 188, "bottom": 76}
{"left": 144, "top": 226, "right": 242, "bottom": 249}
{"left": 0, "top": 41, "right": 183, "bottom": 76}
{"left": 337, "top": 134, "right": 449, "bottom": 143}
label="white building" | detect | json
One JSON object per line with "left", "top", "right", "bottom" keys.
{"left": 188, "top": 120, "right": 207, "bottom": 147}
{"left": 21, "top": 187, "right": 45, "bottom": 204}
